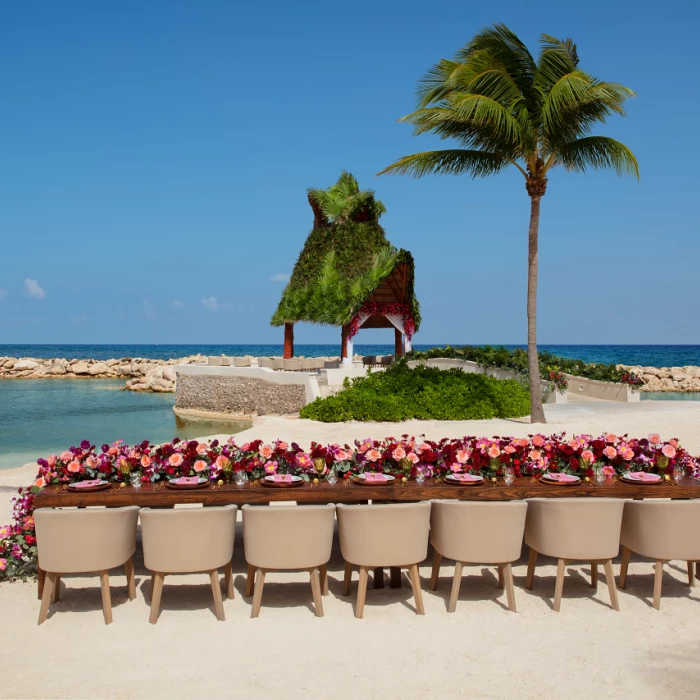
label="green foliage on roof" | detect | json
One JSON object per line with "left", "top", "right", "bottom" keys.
{"left": 271, "top": 172, "right": 420, "bottom": 328}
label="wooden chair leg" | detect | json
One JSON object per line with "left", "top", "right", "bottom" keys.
{"left": 604, "top": 559, "right": 619, "bottom": 611}
{"left": 245, "top": 563, "right": 256, "bottom": 597}
{"left": 223, "top": 562, "right": 234, "bottom": 600}
{"left": 124, "top": 557, "right": 136, "bottom": 601}
{"left": 429, "top": 550, "right": 442, "bottom": 591}
{"left": 37, "top": 571, "right": 56, "bottom": 625}
{"left": 355, "top": 566, "right": 369, "bottom": 619}
{"left": 100, "top": 571, "right": 113, "bottom": 625}
{"left": 149, "top": 572, "right": 165, "bottom": 624}
{"left": 688, "top": 561, "right": 695, "bottom": 588}
{"left": 448, "top": 561, "right": 463, "bottom": 613}
{"left": 52, "top": 575, "right": 61, "bottom": 603}
{"left": 619, "top": 546, "right": 631, "bottom": 589}
{"left": 310, "top": 568, "right": 324, "bottom": 617}
{"left": 653, "top": 560, "right": 664, "bottom": 610}
{"left": 525, "top": 547, "right": 538, "bottom": 590}
{"left": 497, "top": 565, "right": 504, "bottom": 590}
{"left": 209, "top": 569, "right": 225, "bottom": 621}
{"left": 251, "top": 569, "right": 266, "bottom": 618}
{"left": 409, "top": 564, "right": 425, "bottom": 615}
{"left": 590, "top": 562, "right": 598, "bottom": 590}
{"left": 320, "top": 564, "right": 329, "bottom": 596}
{"left": 553, "top": 558, "right": 566, "bottom": 612}
{"left": 343, "top": 561, "right": 353, "bottom": 596}
{"left": 503, "top": 562, "right": 517, "bottom": 613}
{"left": 38, "top": 566, "right": 46, "bottom": 600}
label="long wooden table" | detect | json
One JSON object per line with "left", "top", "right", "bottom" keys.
{"left": 33, "top": 475, "right": 700, "bottom": 508}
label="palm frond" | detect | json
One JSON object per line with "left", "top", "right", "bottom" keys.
{"left": 378, "top": 149, "right": 509, "bottom": 178}
{"left": 554, "top": 136, "right": 639, "bottom": 179}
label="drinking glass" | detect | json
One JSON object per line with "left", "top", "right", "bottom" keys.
{"left": 594, "top": 466, "right": 605, "bottom": 484}
{"left": 415, "top": 465, "right": 426, "bottom": 483}
{"left": 327, "top": 466, "right": 338, "bottom": 485}
{"left": 130, "top": 471, "right": 142, "bottom": 489}
{"left": 234, "top": 470, "right": 247, "bottom": 486}
{"left": 673, "top": 464, "right": 685, "bottom": 483}
{"left": 503, "top": 467, "right": 515, "bottom": 485}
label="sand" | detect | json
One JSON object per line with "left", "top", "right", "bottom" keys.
{"left": 2, "top": 401, "right": 700, "bottom": 699}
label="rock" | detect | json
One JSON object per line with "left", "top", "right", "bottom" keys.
{"left": 14, "top": 359, "right": 39, "bottom": 371}
{"left": 2, "top": 358, "right": 15, "bottom": 369}
{"left": 162, "top": 367, "right": 177, "bottom": 382}
{"left": 642, "top": 366, "right": 660, "bottom": 377}
{"left": 106, "top": 359, "right": 119, "bottom": 367}
{"left": 72, "top": 361, "right": 90, "bottom": 375}
{"left": 671, "top": 372, "right": 688, "bottom": 382}
{"left": 88, "top": 362, "right": 112, "bottom": 375}
{"left": 48, "top": 362, "right": 68, "bottom": 375}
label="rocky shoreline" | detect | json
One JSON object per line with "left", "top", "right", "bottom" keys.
{"left": 0, "top": 355, "right": 206, "bottom": 392}
{"left": 619, "top": 365, "right": 700, "bottom": 392}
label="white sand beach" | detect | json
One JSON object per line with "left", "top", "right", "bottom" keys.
{"left": 2, "top": 401, "right": 700, "bottom": 700}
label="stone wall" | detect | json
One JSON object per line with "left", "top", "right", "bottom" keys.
{"left": 619, "top": 365, "right": 700, "bottom": 392}
{"left": 175, "top": 373, "right": 307, "bottom": 416}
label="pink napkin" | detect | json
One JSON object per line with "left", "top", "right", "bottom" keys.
{"left": 72, "top": 479, "right": 102, "bottom": 489}
{"left": 364, "top": 473, "right": 387, "bottom": 483}
{"left": 627, "top": 472, "right": 661, "bottom": 482}
{"left": 451, "top": 473, "right": 481, "bottom": 482}
{"left": 546, "top": 473, "right": 578, "bottom": 483}
{"left": 273, "top": 474, "right": 293, "bottom": 483}
{"left": 176, "top": 476, "right": 200, "bottom": 485}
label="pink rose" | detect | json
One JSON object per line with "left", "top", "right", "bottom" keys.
{"left": 335, "top": 450, "right": 350, "bottom": 462}
{"left": 456, "top": 450, "right": 470, "bottom": 464}
{"left": 504, "top": 445, "right": 516, "bottom": 454}
{"left": 260, "top": 445, "right": 273, "bottom": 459}
{"left": 47, "top": 455, "right": 57, "bottom": 467}
{"left": 197, "top": 443, "right": 208, "bottom": 456}
{"left": 141, "top": 456, "right": 151, "bottom": 468}
{"left": 60, "top": 451, "right": 72, "bottom": 461}
{"left": 407, "top": 452, "right": 419, "bottom": 464}
{"left": 67, "top": 460, "right": 80, "bottom": 473}
{"left": 366, "top": 449, "right": 381, "bottom": 462}
{"left": 358, "top": 440, "right": 372, "bottom": 454}
{"left": 532, "top": 435, "right": 545, "bottom": 447}
{"left": 277, "top": 441, "right": 289, "bottom": 451}
{"left": 662, "top": 444, "right": 677, "bottom": 459}
{"left": 581, "top": 450, "right": 595, "bottom": 464}
{"left": 605, "top": 433, "right": 617, "bottom": 444}
{"left": 487, "top": 444, "right": 500, "bottom": 459}
{"left": 168, "top": 453, "right": 183, "bottom": 467}
{"left": 622, "top": 448, "right": 635, "bottom": 461}
{"left": 194, "top": 460, "right": 207, "bottom": 473}
{"left": 108, "top": 447, "right": 118, "bottom": 456}
{"left": 215, "top": 455, "right": 226, "bottom": 468}
{"left": 603, "top": 446, "right": 617, "bottom": 460}
{"left": 417, "top": 443, "right": 431, "bottom": 453}
{"left": 85, "top": 456, "right": 96, "bottom": 469}
{"left": 529, "top": 450, "right": 542, "bottom": 461}
{"left": 393, "top": 446, "right": 407, "bottom": 461}
{"left": 34, "top": 477, "right": 46, "bottom": 489}
{"left": 648, "top": 433, "right": 660, "bottom": 445}
{"left": 669, "top": 439, "right": 679, "bottom": 448}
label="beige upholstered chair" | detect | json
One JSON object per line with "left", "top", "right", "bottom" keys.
{"left": 34, "top": 506, "right": 139, "bottom": 625}
{"left": 233, "top": 357, "right": 251, "bottom": 367}
{"left": 283, "top": 359, "right": 302, "bottom": 371}
{"left": 140, "top": 505, "right": 237, "bottom": 623}
{"left": 619, "top": 500, "right": 700, "bottom": 610}
{"left": 337, "top": 502, "right": 431, "bottom": 618}
{"left": 300, "top": 358, "right": 318, "bottom": 372}
{"left": 429, "top": 500, "right": 527, "bottom": 612}
{"left": 208, "top": 356, "right": 222, "bottom": 366}
{"left": 259, "top": 357, "right": 274, "bottom": 369}
{"left": 242, "top": 504, "right": 335, "bottom": 618}
{"left": 525, "top": 498, "right": 624, "bottom": 612}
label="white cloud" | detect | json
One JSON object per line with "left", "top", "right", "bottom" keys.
{"left": 24, "top": 279, "right": 45, "bottom": 299}
{"left": 201, "top": 296, "right": 218, "bottom": 310}
{"left": 0, "top": 287, "right": 7, "bottom": 300}
{"left": 173, "top": 300, "right": 185, "bottom": 309}
{"left": 142, "top": 299, "right": 158, "bottom": 319}
{"left": 269, "top": 273, "right": 290, "bottom": 283}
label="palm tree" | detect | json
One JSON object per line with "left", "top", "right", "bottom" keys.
{"left": 308, "top": 170, "right": 386, "bottom": 225}
{"left": 378, "top": 23, "right": 639, "bottom": 423}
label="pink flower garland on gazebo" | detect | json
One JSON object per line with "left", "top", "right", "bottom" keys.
{"left": 348, "top": 302, "right": 416, "bottom": 340}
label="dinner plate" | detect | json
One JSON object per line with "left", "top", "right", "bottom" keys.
{"left": 622, "top": 473, "right": 662, "bottom": 484}
{"left": 353, "top": 473, "right": 395, "bottom": 485}
{"left": 67, "top": 480, "right": 110, "bottom": 492}
{"left": 263, "top": 475, "right": 303, "bottom": 483}
{"left": 165, "top": 477, "right": 210, "bottom": 490}
{"left": 262, "top": 475, "right": 304, "bottom": 488}
{"left": 445, "top": 474, "right": 484, "bottom": 485}
{"left": 542, "top": 473, "right": 581, "bottom": 485}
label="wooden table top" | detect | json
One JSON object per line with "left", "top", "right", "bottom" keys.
{"left": 33, "top": 475, "right": 700, "bottom": 508}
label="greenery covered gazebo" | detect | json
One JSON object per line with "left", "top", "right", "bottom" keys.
{"left": 271, "top": 172, "right": 420, "bottom": 363}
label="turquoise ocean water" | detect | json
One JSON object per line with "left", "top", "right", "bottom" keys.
{"left": 1, "top": 345, "right": 699, "bottom": 470}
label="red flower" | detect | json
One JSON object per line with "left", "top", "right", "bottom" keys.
{"left": 24, "top": 535, "right": 36, "bottom": 546}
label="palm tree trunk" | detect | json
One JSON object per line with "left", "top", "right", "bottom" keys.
{"left": 527, "top": 196, "right": 546, "bottom": 423}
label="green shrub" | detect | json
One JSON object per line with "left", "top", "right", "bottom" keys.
{"left": 300, "top": 361, "right": 530, "bottom": 422}
{"left": 408, "top": 345, "right": 636, "bottom": 384}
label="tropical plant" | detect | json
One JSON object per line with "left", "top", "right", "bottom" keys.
{"left": 378, "top": 23, "right": 639, "bottom": 422}
{"left": 308, "top": 170, "right": 386, "bottom": 224}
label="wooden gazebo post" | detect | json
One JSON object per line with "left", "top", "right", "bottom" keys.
{"left": 283, "top": 322, "right": 294, "bottom": 359}
{"left": 394, "top": 328, "right": 404, "bottom": 357}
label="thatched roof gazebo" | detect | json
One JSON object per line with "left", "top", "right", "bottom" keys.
{"left": 271, "top": 172, "right": 420, "bottom": 363}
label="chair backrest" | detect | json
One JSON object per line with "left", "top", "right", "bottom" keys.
{"left": 259, "top": 357, "right": 274, "bottom": 369}
{"left": 525, "top": 498, "right": 624, "bottom": 560}
{"left": 430, "top": 500, "right": 527, "bottom": 564}
{"left": 324, "top": 360, "right": 340, "bottom": 369}
{"left": 283, "top": 359, "right": 302, "bottom": 371}
{"left": 362, "top": 356, "right": 376, "bottom": 365}
{"left": 300, "top": 359, "right": 318, "bottom": 371}
{"left": 220, "top": 357, "right": 232, "bottom": 366}
{"left": 233, "top": 357, "right": 251, "bottom": 367}
{"left": 337, "top": 502, "right": 431, "bottom": 567}
{"left": 35, "top": 506, "right": 139, "bottom": 574}
{"left": 621, "top": 500, "right": 700, "bottom": 561}
{"left": 242, "top": 504, "right": 336, "bottom": 570}
{"left": 208, "top": 356, "right": 222, "bottom": 366}
{"left": 141, "top": 505, "right": 237, "bottom": 573}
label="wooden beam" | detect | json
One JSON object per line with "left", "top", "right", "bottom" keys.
{"left": 394, "top": 328, "right": 403, "bottom": 357}
{"left": 283, "top": 323, "right": 294, "bottom": 359}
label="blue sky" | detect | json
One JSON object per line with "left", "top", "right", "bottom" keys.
{"left": 1, "top": 0, "right": 698, "bottom": 346}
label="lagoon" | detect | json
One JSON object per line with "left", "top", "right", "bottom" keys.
{"left": 0, "top": 379, "right": 248, "bottom": 470}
